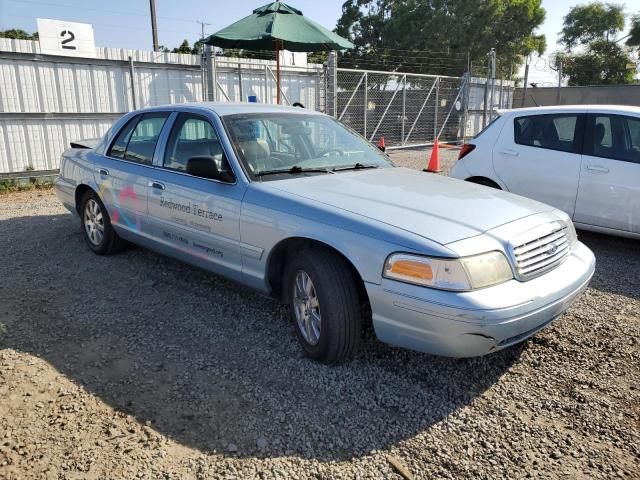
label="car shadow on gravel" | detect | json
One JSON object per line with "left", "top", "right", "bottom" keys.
{"left": 576, "top": 230, "right": 640, "bottom": 300}
{"left": 1, "top": 212, "right": 524, "bottom": 461}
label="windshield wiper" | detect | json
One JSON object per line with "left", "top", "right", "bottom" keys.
{"left": 255, "top": 165, "right": 332, "bottom": 177}
{"left": 332, "top": 163, "right": 380, "bottom": 172}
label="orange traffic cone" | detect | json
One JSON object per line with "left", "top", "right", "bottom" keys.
{"left": 377, "top": 136, "right": 386, "bottom": 152}
{"left": 423, "top": 138, "right": 441, "bottom": 173}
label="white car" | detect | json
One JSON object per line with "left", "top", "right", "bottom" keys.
{"left": 450, "top": 105, "right": 640, "bottom": 238}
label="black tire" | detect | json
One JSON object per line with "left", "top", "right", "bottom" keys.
{"left": 466, "top": 177, "right": 501, "bottom": 189}
{"left": 285, "top": 247, "right": 362, "bottom": 364}
{"left": 79, "top": 190, "right": 126, "bottom": 255}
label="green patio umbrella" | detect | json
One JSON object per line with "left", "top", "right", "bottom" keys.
{"left": 203, "top": 1, "right": 354, "bottom": 104}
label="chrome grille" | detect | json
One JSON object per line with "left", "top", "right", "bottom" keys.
{"left": 511, "top": 224, "right": 570, "bottom": 279}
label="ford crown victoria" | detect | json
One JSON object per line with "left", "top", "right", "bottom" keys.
{"left": 55, "top": 103, "right": 595, "bottom": 364}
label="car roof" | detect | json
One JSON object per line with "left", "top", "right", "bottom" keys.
{"left": 135, "top": 102, "right": 323, "bottom": 117}
{"left": 499, "top": 105, "right": 640, "bottom": 116}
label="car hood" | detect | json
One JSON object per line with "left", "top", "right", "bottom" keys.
{"left": 265, "top": 167, "right": 555, "bottom": 245}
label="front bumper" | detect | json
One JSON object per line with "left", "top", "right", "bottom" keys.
{"left": 366, "top": 241, "right": 595, "bottom": 357}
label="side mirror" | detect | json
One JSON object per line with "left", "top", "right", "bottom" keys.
{"left": 186, "top": 155, "right": 234, "bottom": 182}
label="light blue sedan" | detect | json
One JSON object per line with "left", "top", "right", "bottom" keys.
{"left": 55, "top": 103, "right": 595, "bottom": 364}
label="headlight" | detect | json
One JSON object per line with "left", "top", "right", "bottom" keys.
{"left": 383, "top": 251, "right": 513, "bottom": 291}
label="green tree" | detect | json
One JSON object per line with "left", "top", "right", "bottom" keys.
{"left": 0, "top": 29, "right": 39, "bottom": 40}
{"left": 559, "top": 40, "right": 634, "bottom": 85}
{"left": 559, "top": 2, "right": 634, "bottom": 86}
{"left": 334, "top": 0, "right": 546, "bottom": 78}
{"left": 627, "top": 14, "right": 640, "bottom": 48}
{"left": 173, "top": 39, "right": 194, "bottom": 54}
{"left": 559, "top": 2, "right": 625, "bottom": 48}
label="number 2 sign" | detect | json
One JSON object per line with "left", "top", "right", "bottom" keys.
{"left": 37, "top": 18, "right": 95, "bottom": 58}
{"left": 60, "top": 30, "right": 76, "bottom": 50}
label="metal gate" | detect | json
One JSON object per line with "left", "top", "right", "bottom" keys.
{"left": 333, "top": 68, "right": 468, "bottom": 148}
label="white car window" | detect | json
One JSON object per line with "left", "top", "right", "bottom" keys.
{"left": 592, "top": 115, "right": 640, "bottom": 164}
{"left": 514, "top": 114, "right": 580, "bottom": 154}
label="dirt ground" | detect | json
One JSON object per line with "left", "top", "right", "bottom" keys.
{"left": 0, "top": 164, "right": 639, "bottom": 479}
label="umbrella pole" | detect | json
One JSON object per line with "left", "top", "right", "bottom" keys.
{"left": 276, "top": 40, "right": 281, "bottom": 104}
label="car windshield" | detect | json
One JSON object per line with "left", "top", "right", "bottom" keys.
{"left": 222, "top": 113, "right": 393, "bottom": 179}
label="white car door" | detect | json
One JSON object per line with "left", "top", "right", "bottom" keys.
{"left": 573, "top": 113, "right": 640, "bottom": 234}
{"left": 493, "top": 112, "right": 584, "bottom": 217}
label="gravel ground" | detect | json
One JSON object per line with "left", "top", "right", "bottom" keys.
{"left": 1, "top": 168, "right": 639, "bottom": 479}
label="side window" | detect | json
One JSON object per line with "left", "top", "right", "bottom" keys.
{"left": 164, "top": 113, "right": 231, "bottom": 177}
{"left": 108, "top": 112, "right": 168, "bottom": 164}
{"left": 514, "top": 114, "right": 580, "bottom": 153}
{"left": 592, "top": 115, "right": 640, "bottom": 164}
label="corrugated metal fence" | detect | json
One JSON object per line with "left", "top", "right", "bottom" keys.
{"left": 0, "top": 39, "right": 323, "bottom": 173}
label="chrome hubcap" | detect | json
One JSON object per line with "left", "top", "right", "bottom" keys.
{"left": 293, "top": 270, "right": 321, "bottom": 346}
{"left": 84, "top": 199, "right": 104, "bottom": 246}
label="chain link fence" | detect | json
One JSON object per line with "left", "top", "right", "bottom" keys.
{"left": 332, "top": 68, "right": 467, "bottom": 148}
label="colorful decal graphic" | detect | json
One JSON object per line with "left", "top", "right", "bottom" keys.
{"left": 98, "top": 180, "right": 142, "bottom": 231}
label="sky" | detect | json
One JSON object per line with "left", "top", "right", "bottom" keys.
{"left": 0, "top": 0, "right": 637, "bottom": 85}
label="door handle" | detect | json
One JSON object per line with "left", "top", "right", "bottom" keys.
{"left": 98, "top": 168, "right": 109, "bottom": 176}
{"left": 586, "top": 165, "right": 609, "bottom": 174}
{"left": 499, "top": 149, "right": 519, "bottom": 157}
{"left": 149, "top": 181, "right": 165, "bottom": 190}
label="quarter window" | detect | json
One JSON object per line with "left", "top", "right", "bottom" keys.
{"left": 514, "top": 114, "right": 581, "bottom": 154}
{"left": 108, "top": 112, "right": 169, "bottom": 165}
{"left": 591, "top": 114, "right": 640, "bottom": 163}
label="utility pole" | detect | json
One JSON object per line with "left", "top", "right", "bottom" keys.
{"left": 149, "top": 0, "right": 159, "bottom": 52}
{"left": 488, "top": 48, "right": 496, "bottom": 122}
{"left": 198, "top": 20, "right": 211, "bottom": 45}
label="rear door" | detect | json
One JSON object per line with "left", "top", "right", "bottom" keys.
{"left": 493, "top": 112, "right": 585, "bottom": 216}
{"left": 147, "top": 112, "right": 247, "bottom": 281}
{"left": 573, "top": 113, "right": 640, "bottom": 234}
{"left": 94, "top": 112, "right": 170, "bottom": 237}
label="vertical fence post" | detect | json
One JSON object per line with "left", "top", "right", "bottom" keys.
{"left": 482, "top": 51, "right": 491, "bottom": 128}
{"left": 363, "top": 71, "right": 368, "bottom": 138}
{"left": 327, "top": 51, "right": 337, "bottom": 117}
{"left": 237, "top": 62, "right": 243, "bottom": 102}
{"left": 434, "top": 77, "right": 439, "bottom": 140}
{"left": 200, "top": 49, "right": 206, "bottom": 102}
{"left": 461, "top": 72, "right": 470, "bottom": 143}
{"left": 128, "top": 56, "right": 137, "bottom": 110}
{"left": 488, "top": 49, "right": 496, "bottom": 122}
{"left": 401, "top": 74, "right": 406, "bottom": 144}
{"left": 203, "top": 46, "right": 216, "bottom": 102}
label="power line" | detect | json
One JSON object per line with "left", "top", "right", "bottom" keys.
{"left": 4, "top": 0, "right": 223, "bottom": 26}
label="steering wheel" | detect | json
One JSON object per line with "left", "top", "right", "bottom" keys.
{"left": 319, "top": 148, "right": 345, "bottom": 157}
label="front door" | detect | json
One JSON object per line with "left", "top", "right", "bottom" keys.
{"left": 493, "top": 112, "right": 585, "bottom": 217}
{"left": 94, "top": 112, "right": 170, "bottom": 237}
{"left": 574, "top": 113, "right": 640, "bottom": 234}
{"left": 147, "top": 112, "right": 247, "bottom": 281}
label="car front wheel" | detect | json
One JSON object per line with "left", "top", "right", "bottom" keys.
{"left": 285, "top": 247, "right": 362, "bottom": 364}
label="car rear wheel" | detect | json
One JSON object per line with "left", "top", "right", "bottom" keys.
{"left": 466, "top": 177, "right": 501, "bottom": 189}
{"left": 80, "top": 191, "right": 125, "bottom": 255}
{"left": 285, "top": 247, "right": 362, "bottom": 364}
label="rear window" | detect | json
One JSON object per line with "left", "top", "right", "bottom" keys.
{"left": 514, "top": 114, "right": 581, "bottom": 154}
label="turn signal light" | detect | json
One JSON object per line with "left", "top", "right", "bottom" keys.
{"left": 388, "top": 259, "right": 434, "bottom": 280}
